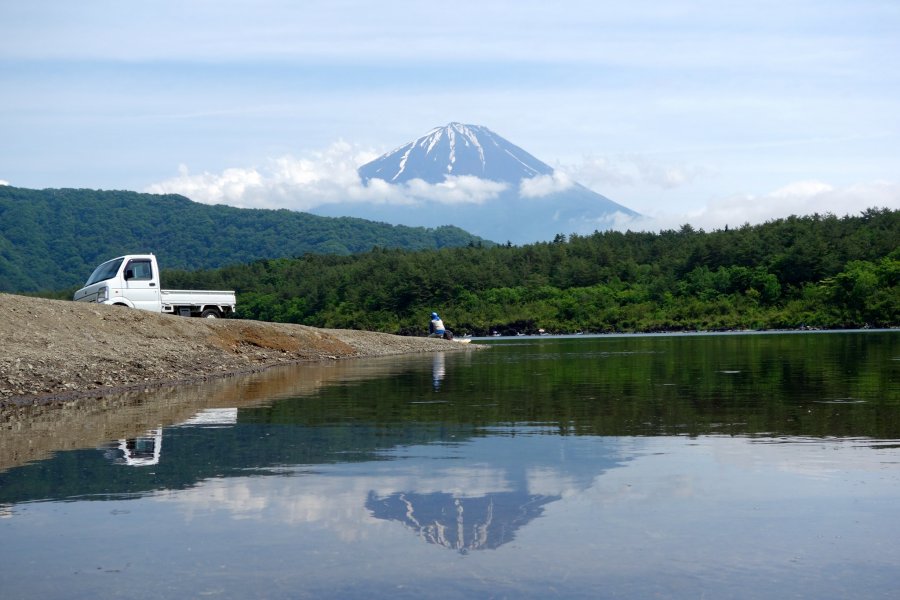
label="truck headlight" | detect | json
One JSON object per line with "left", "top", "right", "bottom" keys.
{"left": 97, "top": 286, "right": 109, "bottom": 302}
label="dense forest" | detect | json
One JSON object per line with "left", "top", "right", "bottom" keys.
{"left": 158, "top": 208, "right": 899, "bottom": 334}
{"left": 0, "top": 186, "right": 489, "bottom": 292}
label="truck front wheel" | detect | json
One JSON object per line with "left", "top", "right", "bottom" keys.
{"left": 200, "top": 308, "right": 221, "bottom": 319}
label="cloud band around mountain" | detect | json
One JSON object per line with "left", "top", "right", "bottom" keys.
{"left": 145, "top": 142, "right": 900, "bottom": 234}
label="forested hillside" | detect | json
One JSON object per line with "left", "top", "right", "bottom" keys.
{"left": 0, "top": 186, "right": 490, "bottom": 292}
{"left": 161, "top": 208, "right": 899, "bottom": 334}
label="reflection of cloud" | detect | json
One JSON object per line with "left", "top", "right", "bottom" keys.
{"left": 156, "top": 475, "right": 383, "bottom": 542}
{"left": 370, "top": 466, "right": 513, "bottom": 498}
{"left": 190, "top": 480, "right": 270, "bottom": 519}
{"left": 719, "top": 437, "right": 897, "bottom": 480}
{"left": 154, "top": 459, "right": 588, "bottom": 551}
{"left": 158, "top": 465, "right": 513, "bottom": 521}
{"left": 575, "top": 436, "right": 898, "bottom": 518}
{"left": 526, "top": 466, "right": 580, "bottom": 498}
{"left": 139, "top": 429, "right": 626, "bottom": 555}
{"left": 162, "top": 437, "right": 896, "bottom": 528}
{"left": 142, "top": 433, "right": 632, "bottom": 552}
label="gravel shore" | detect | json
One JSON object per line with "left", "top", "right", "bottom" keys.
{"left": 0, "top": 293, "right": 474, "bottom": 407}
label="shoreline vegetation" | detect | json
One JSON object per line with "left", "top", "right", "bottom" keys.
{"left": 156, "top": 209, "right": 898, "bottom": 335}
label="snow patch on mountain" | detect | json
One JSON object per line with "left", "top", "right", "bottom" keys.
{"left": 359, "top": 122, "right": 552, "bottom": 185}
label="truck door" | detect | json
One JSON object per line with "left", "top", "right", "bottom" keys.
{"left": 123, "top": 258, "right": 160, "bottom": 312}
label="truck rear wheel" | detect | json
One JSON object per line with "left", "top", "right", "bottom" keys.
{"left": 200, "top": 308, "right": 220, "bottom": 319}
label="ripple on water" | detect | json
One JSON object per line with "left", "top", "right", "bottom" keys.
{"left": 813, "top": 398, "right": 867, "bottom": 404}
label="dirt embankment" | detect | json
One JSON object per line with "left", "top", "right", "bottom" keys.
{"left": 0, "top": 293, "right": 472, "bottom": 406}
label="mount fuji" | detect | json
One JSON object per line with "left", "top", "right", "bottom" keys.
{"left": 313, "top": 123, "right": 638, "bottom": 244}
{"left": 358, "top": 122, "right": 553, "bottom": 184}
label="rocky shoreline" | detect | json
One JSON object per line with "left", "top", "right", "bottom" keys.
{"left": 0, "top": 293, "right": 474, "bottom": 408}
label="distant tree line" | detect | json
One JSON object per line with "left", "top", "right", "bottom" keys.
{"left": 160, "top": 208, "right": 899, "bottom": 334}
{"left": 0, "top": 186, "right": 489, "bottom": 292}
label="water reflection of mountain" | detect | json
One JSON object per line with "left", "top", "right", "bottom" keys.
{"left": 367, "top": 491, "right": 557, "bottom": 553}
{"left": 3, "top": 332, "right": 893, "bottom": 507}
{"left": 362, "top": 434, "right": 619, "bottom": 553}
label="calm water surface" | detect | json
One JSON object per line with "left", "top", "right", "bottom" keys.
{"left": 1, "top": 331, "right": 899, "bottom": 599}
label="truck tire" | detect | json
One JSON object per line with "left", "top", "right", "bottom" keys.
{"left": 200, "top": 308, "right": 220, "bottom": 319}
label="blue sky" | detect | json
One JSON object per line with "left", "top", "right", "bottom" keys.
{"left": 2, "top": 0, "right": 898, "bottom": 230}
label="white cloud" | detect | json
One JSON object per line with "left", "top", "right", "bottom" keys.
{"left": 563, "top": 155, "right": 706, "bottom": 190}
{"left": 146, "top": 143, "right": 508, "bottom": 210}
{"left": 566, "top": 156, "right": 637, "bottom": 187}
{"left": 615, "top": 180, "right": 900, "bottom": 232}
{"left": 5, "top": 0, "right": 892, "bottom": 84}
{"left": 519, "top": 171, "right": 574, "bottom": 198}
{"left": 145, "top": 141, "right": 898, "bottom": 237}
{"left": 632, "top": 157, "right": 705, "bottom": 189}
{"left": 151, "top": 164, "right": 265, "bottom": 207}
{"left": 768, "top": 180, "right": 833, "bottom": 199}
{"left": 146, "top": 142, "right": 378, "bottom": 210}
{"left": 405, "top": 176, "right": 507, "bottom": 205}
{"left": 0, "top": 179, "right": 9, "bottom": 186}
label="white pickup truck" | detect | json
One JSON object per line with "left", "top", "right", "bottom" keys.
{"left": 73, "top": 254, "right": 236, "bottom": 318}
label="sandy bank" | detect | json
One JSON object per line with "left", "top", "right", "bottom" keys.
{"left": 0, "top": 293, "right": 474, "bottom": 407}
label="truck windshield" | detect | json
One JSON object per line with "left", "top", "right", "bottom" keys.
{"left": 85, "top": 258, "right": 124, "bottom": 286}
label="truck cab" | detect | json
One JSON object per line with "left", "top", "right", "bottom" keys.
{"left": 74, "top": 254, "right": 236, "bottom": 318}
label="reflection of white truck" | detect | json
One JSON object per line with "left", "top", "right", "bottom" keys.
{"left": 74, "top": 254, "right": 236, "bottom": 318}
{"left": 111, "top": 428, "right": 163, "bottom": 467}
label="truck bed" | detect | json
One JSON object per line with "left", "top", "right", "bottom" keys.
{"left": 160, "top": 289, "right": 237, "bottom": 306}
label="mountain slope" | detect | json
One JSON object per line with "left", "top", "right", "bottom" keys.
{"left": 358, "top": 122, "right": 553, "bottom": 183}
{"left": 316, "top": 122, "right": 638, "bottom": 244}
{"left": 0, "top": 186, "right": 490, "bottom": 293}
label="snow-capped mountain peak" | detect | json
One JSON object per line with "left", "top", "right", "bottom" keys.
{"left": 359, "top": 122, "right": 552, "bottom": 184}
{"left": 314, "top": 122, "right": 640, "bottom": 244}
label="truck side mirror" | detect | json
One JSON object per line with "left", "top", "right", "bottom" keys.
{"left": 124, "top": 269, "right": 134, "bottom": 280}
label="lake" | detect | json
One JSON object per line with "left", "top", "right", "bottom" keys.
{"left": 1, "top": 331, "right": 898, "bottom": 599}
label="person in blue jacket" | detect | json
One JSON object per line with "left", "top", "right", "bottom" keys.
{"left": 429, "top": 312, "right": 453, "bottom": 339}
